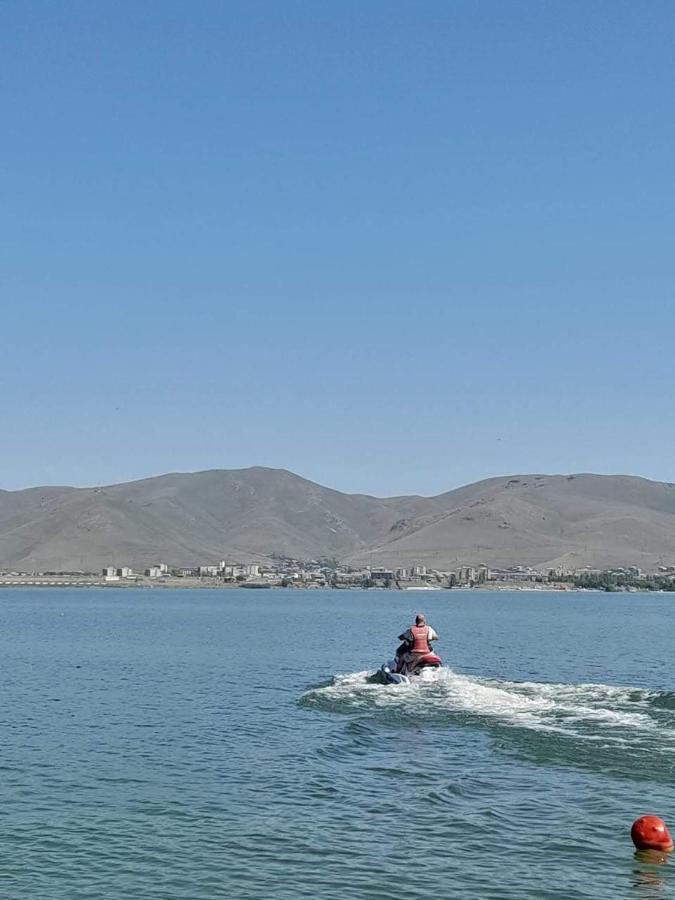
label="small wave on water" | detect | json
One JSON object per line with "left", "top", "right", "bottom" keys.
{"left": 300, "top": 668, "right": 675, "bottom": 773}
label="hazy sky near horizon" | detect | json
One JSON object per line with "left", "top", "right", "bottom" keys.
{"left": 2, "top": 1, "right": 675, "bottom": 496}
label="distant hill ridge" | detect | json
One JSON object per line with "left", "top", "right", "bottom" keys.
{"left": 2, "top": 467, "right": 675, "bottom": 572}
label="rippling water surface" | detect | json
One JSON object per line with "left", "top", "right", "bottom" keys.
{"left": 1, "top": 588, "right": 675, "bottom": 898}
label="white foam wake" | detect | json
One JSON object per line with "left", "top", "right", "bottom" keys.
{"left": 302, "top": 667, "right": 673, "bottom": 742}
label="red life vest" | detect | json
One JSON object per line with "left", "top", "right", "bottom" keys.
{"left": 410, "top": 624, "right": 431, "bottom": 654}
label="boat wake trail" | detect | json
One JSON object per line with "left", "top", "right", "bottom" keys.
{"left": 300, "top": 668, "right": 675, "bottom": 776}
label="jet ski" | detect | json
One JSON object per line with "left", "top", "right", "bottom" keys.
{"left": 380, "top": 650, "right": 442, "bottom": 685}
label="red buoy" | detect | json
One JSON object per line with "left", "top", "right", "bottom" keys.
{"left": 631, "top": 816, "right": 674, "bottom": 852}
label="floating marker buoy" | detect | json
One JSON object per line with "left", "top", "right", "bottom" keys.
{"left": 631, "top": 816, "right": 674, "bottom": 853}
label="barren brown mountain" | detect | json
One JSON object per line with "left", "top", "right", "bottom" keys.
{"left": 2, "top": 468, "right": 675, "bottom": 572}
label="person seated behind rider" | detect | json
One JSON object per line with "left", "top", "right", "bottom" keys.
{"left": 396, "top": 612, "right": 439, "bottom": 670}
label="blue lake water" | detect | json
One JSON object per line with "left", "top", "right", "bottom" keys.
{"left": 1, "top": 588, "right": 674, "bottom": 899}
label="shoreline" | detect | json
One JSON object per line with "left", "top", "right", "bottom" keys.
{"left": 0, "top": 577, "right": 605, "bottom": 593}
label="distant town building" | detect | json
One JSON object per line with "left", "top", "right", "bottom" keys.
{"left": 457, "top": 566, "right": 476, "bottom": 583}
{"left": 370, "top": 567, "right": 394, "bottom": 582}
{"left": 487, "top": 566, "right": 544, "bottom": 583}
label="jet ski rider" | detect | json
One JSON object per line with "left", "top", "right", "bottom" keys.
{"left": 396, "top": 613, "right": 439, "bottom": 672}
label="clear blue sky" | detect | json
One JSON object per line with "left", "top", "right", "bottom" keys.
{"left": 2, "top": 1, "right": 674, "bottom": 496}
